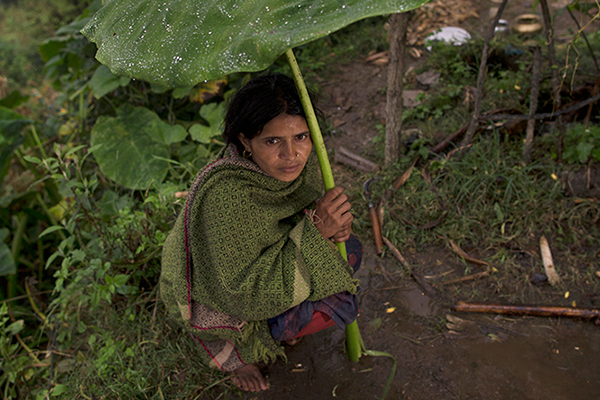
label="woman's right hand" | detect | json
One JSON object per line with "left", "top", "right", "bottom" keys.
{"left": 313, "top": 187, "right": 353, "bottom": 243}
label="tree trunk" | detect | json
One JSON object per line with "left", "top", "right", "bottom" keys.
{"left": 385, "top": 12, "right": 409, "bottom": 168}
{"left": 523, "top": 46, "right": 541, "bottom": 163}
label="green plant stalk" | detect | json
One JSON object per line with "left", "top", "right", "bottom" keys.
{"left": 285, "top": 48, "right": 362, "bottom": 362}
{"left": 8, "top": 214, "right": 28, "bottom": 299}
{"left": 29, "top": 125, "right": 48, "bottom": 159}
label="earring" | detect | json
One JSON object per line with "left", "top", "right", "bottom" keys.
{"left": 243, "top": 149, "right": 252, "bottom": 158}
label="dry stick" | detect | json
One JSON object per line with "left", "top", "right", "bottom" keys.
{"left": 335, "top": 146, "right": 378, "bottom": 172}
{"left": 566, "top": 6, "right": 600, "bottom": 73}
{"left": 540, "top": 0, "right": 565, "bottom": 159}
{"left": 483, "top": 92, "right": 600, "bottom": 121}
{"left": 459, "top": 0, "right": 508, "bottom": 149}
{"left": 585, "top": 79, "right": 600, "bottom": 125}
{"left": 454, "top": 301, "right": 600, "bottom": 320}
{"left": 441, "top": 270, "right": 490, "bottom": 286}
{"left": 523, "top": 46, "right": 542, "bottom": 164}
{"left": 381, "top": 236, "right": 443, "bottom": 303}
{"left": 385, "top": 12, "right": 409, "bottom": 168}
{"left": 430, "top": 123, "right": 469, "bottom": 154}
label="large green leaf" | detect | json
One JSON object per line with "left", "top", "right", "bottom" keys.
{"left": 82, "top": 0, "right": 429, "bottom": 87}
{"left": 91, "top": 104, "right": 171, "bottom": 190}
{"left": 89, "top": 65, "right": 131, "bottom": 99}
{"left": 189, "top": 102, "right": 225, "bottom": 144}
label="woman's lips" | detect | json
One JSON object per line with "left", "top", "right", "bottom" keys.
{"left": 278, "top": 164, "right": 301, "bottom": 173}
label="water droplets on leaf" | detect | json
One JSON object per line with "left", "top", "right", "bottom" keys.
{"left": 84, "top": 0, "right": 430, "bottom": 87}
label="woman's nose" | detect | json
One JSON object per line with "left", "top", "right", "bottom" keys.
{"left": 279, "top": 141, "right": 296, "bottom": 160}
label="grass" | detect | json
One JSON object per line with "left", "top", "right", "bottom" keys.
{"left": 49, "top": 294, "right": 235, "bottom": 400}
{"left": 358, "top": 126, "right": 600, "bottom": 306}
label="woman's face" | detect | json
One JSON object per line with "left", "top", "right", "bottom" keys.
{"left": 238, "top": 114, "right": 312, "bottom": 182}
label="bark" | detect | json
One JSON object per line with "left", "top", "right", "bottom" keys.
{"left": 523, "top": 46, "right": 542, "bottom": 164}
{"left": 454, "top": 302, "right": 600, "bottom": 319}
{"left": 334, "top": 146, "right": 378, "bottom": 172}
{"left": 459, "top": 0, "right": 508, "bottom": 149}
{"left": 384, "top": 12, "right": 409, "bottom": 168}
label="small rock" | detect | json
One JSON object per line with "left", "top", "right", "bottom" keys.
{"left": 416, "top": 71, "right": 441, "bottom": 86}
{"left": 530, "top": 272, "right": 548, "bottom": 286}
{"left": 403, "top": 90, "right": 425, "bottom": 108}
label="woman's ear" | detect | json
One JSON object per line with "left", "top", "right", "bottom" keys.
{"left": 237, "top": 133, "right": 250, "bottom": 151}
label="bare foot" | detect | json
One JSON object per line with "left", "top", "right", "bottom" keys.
{"left": 232, "top": 364, "right": 270, "bottom": 392}
{"left": 284, "top": 336, "right": 302, "bottom": 346}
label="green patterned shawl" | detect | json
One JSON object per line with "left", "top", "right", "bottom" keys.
{"left": 160, "top": 144, "right": 358, "bottom": 371}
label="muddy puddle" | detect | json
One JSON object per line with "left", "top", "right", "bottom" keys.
{"left": 245, "top": 249, "right": 600, "bottom": 400}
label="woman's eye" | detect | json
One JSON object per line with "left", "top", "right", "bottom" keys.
{"left": 266, "top": 138, "right": 279, "bottom": 145}
{"left": 296, "top": 133, "right": 308, "bottom": 141}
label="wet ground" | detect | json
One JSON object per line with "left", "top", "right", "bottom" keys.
{"left": 246, "top": 247, "right": 600, "bottom": 400}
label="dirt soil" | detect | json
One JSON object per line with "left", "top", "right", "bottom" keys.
{"left": 242, "top": 2, "right": 600, "bottom": 399}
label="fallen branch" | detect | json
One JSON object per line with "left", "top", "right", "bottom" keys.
{"left": 391, "top": 158, "right": 416, "bottom": 190}
{"left": 442, "top": 240, "right": 491, "bottom": 285}
{"left": 448, "top": 239, "right": 489, "bottom": 267}
{"left": 482, "top": 92, "right": 600, "bottom": 122}
{"left": 430, "top": 123, "right": 469, "bottom": 154}
{"left": 335, "top": 146, "right": 378, "bottom": 172}
{"left": 382, "top": 236, "right": 440, "bottom": 301}
{"left": 453, "top": 301, "right": 600, "bottom": 320}
{"left": 441, "top": 270, "right": 490, "bottom": 286}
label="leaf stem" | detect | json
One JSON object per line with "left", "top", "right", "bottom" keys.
{"left": 285, "top": 48, "right": 346, "bottom": 258}
{"left": 286, "top": 48, "right": 362, "bottom": 362}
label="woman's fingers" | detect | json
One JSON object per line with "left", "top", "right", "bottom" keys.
{"left": 314, "top": 187, "right": 354, "bottom": 240}
{"left": 331, "top": 226, "right": 352, "bottom": 243}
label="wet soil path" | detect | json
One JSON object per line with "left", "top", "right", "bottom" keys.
{"left": 246, "top": 247, "right": 600, "bottom": 400}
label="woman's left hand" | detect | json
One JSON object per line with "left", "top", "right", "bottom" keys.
{"left": 313, "top": 187, "right": 353, "bottom": 242}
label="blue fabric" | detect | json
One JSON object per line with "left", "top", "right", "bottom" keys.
{"left": 268, "top": 235, "right": 362, "bottom": 341}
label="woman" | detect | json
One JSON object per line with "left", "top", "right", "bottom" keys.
{"left": 160, "top": 73, "right": 361, "bottom": 392}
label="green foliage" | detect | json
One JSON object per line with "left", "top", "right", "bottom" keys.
{"left": 0, "top": 38, "right": 42, "bottom": 87}
{"left": 0, "top": 106, "right": 32, "bottom": 186}
{"left": 1, "top": 1, "right": 236, "bottom": 398}
{"left": 0, "top": 303, "right": 27, "bottom": 399}
{"left": 426, "top": 40, "right": 480, "bottom": 84}
{"left": 381, "top": 133, "right": 564, "bottom": 249}
{"left": 88, "top": 65, "right": 131, "bottom": 99}
{"left": 189, "top": 102, "right": 226, "bottom": 144}
{"left": 0, "top": 229, "right": 15, "bottom": 276}
{"left": 0, "top": 0, "right": 88, "bottom": 88}
{"left": 82, "top": 0, "right": 430, "bottom": 86}
{"left": 91, "top": 105, "right": 172, "bottom": 190}
{"left": 563, "top": 124, "right": 600, "bottom": 164}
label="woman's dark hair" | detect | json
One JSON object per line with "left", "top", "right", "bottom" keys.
{"left": 222, "top": 73, "right": 319, "bottom": 152}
